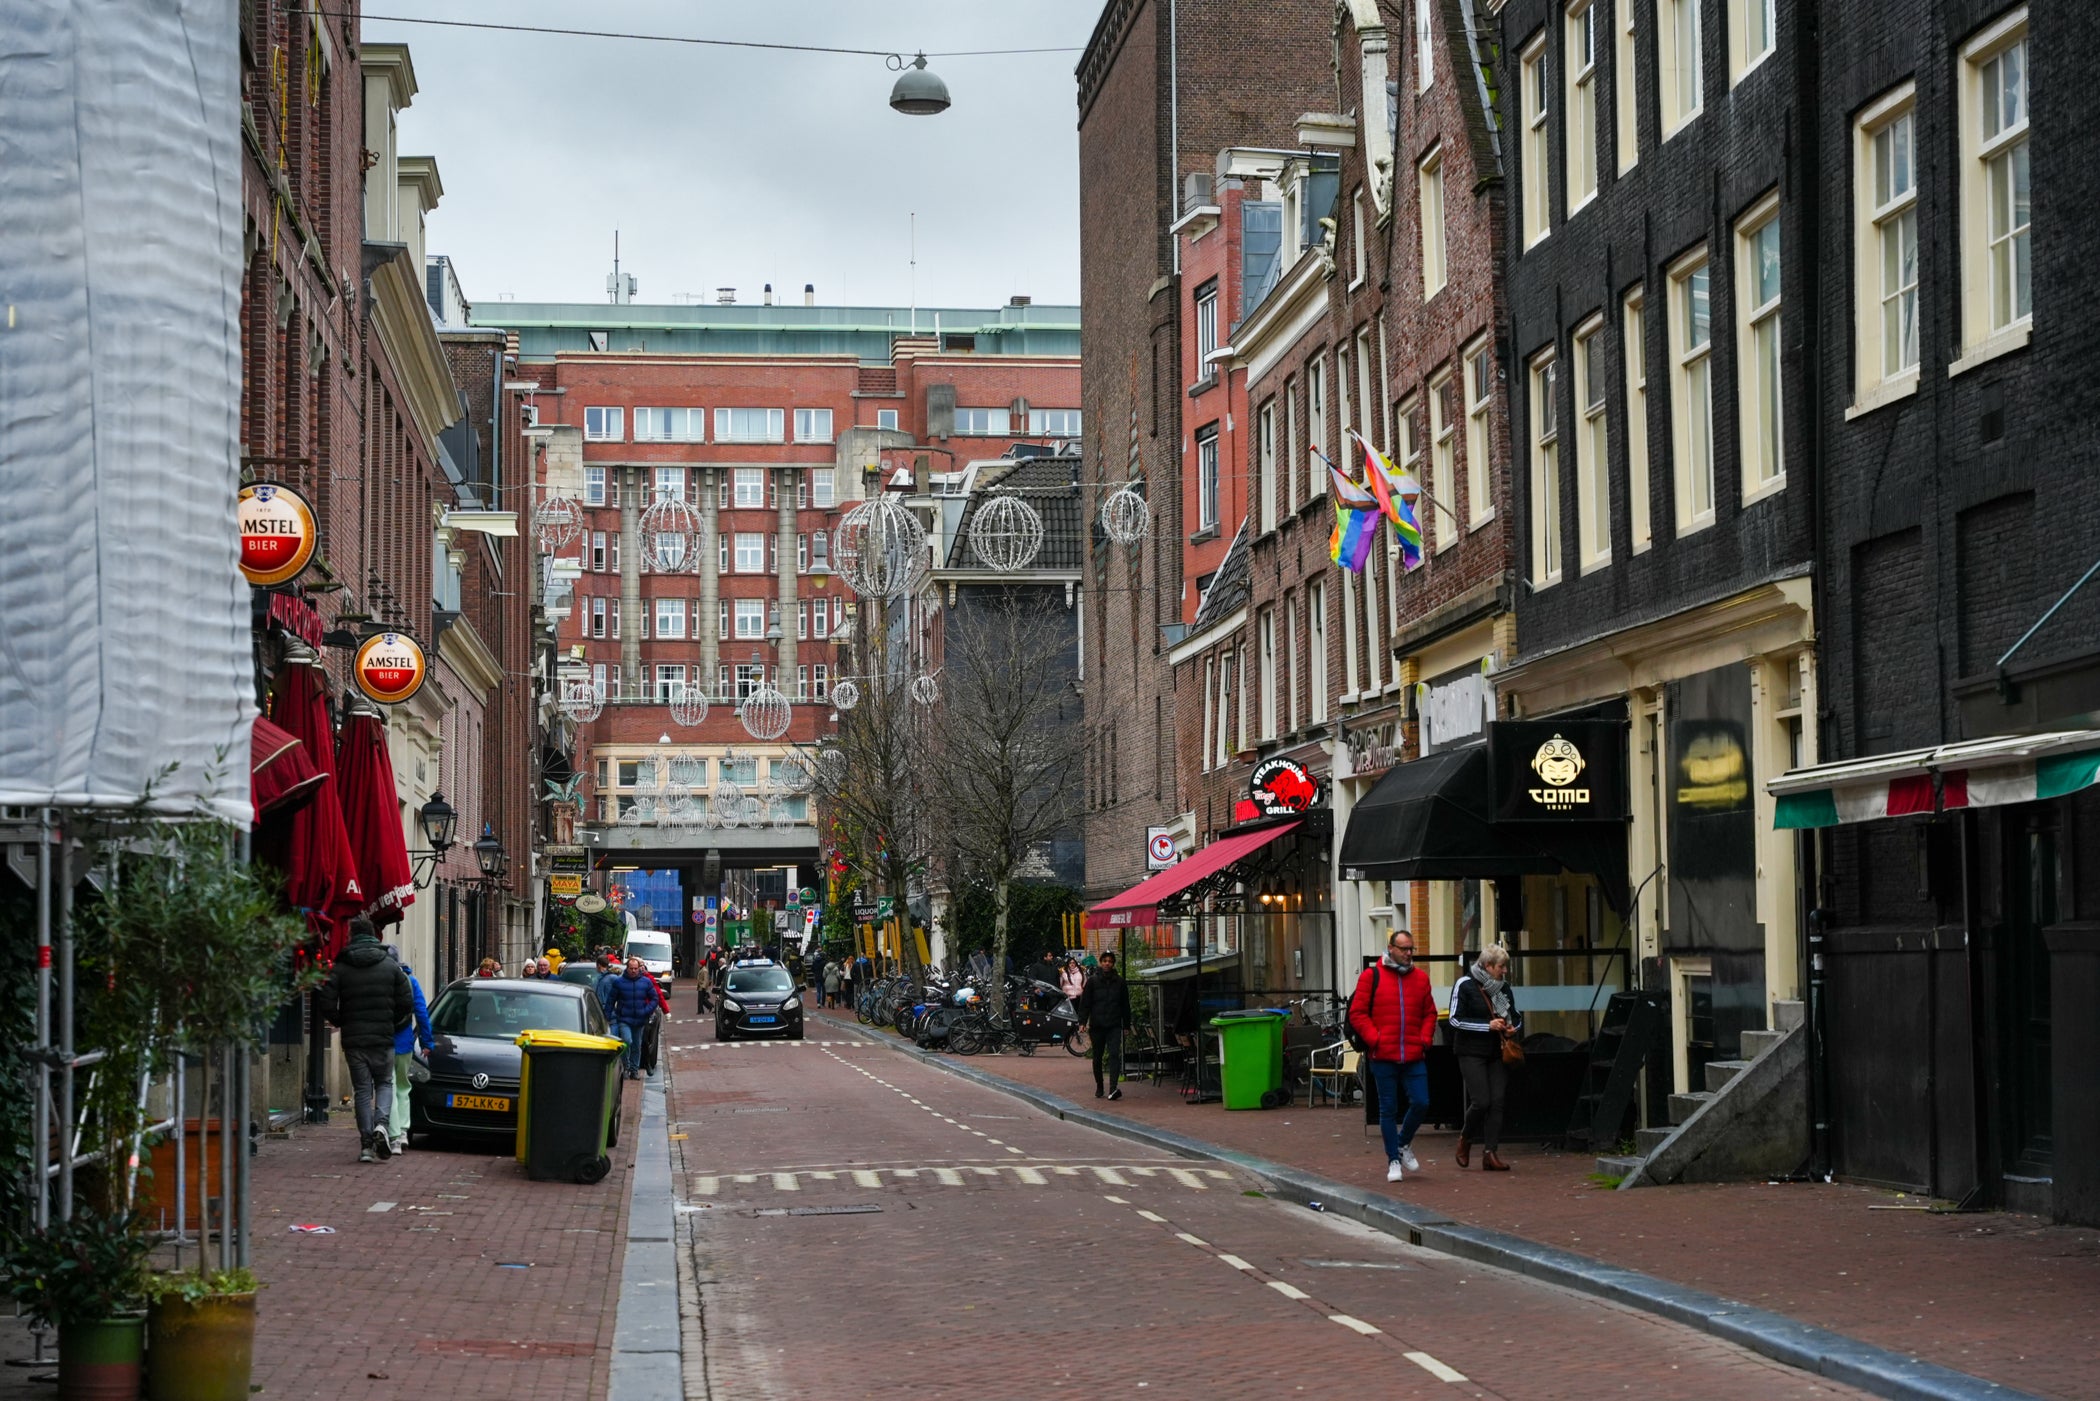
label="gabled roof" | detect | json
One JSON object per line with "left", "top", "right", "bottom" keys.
{"left": 949, "top": 454, "right": 1085, "bottom": 573}
{"left": 1190, "top": 518, "right": 1252, "bottom": 632}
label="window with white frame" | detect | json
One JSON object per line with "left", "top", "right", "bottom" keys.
{"left": 953, "top": 407, "right": 1012, "bottom": 436}
{"left": 796, "top": 599, "right": 809, "bottom": 639}
{"left": 655, "top": 597, "right": 686, "bottom": 639}
{"left": 1356, "top": 327, "right": 1377, "bottom": 436}
{"left": 812, "top": 663, "right": 828, "bottom": 701}
{"left": 1195, "top": 280, "right": 1221, "bottom": 373}
{"left": 1214, "top": 655, "right": 1233, "bottom": 767}
{"left": 715, "top": 407, "right": 784, "bottom": 443}
{"left": 876, "top": 408, "right": 900, "bottom": 431}
{"left": 1363, "top": 548, "right": 1384, "bottom": 692}
{"left": 1669, "top": 250, "right": 1716, "bottom": 532}
{"left": 1028, "top": 408, "right": 1083, "bottom": 436}
{"left": 590, "top": 530, "right": 607, "bottom": 572}
{"left": 634, "top": 407, "right": 704, "bottom": 442}
{"left": 1521, "top": 35, "right": 1550, "bottom": 248}
{"left": 610, "top": 534, "right": 619, "bottom": 573}
{"left": 1197, "top": 426, "right": 1220, "bottom": 531}
{"left": 734, "top": 533, "right": 765, "bottom": 572}
{"left": 1736, "top": 194, "right": 1784, "bottom": 496}
{"left": 1625, "top": 288, "right": 1653, "bottom": 551}
{"left": 1464, "top": 339, "right": 1494, "bottom": 525}
{"left": 654, "top": 664, "right": 687, "bottom": 702}
{"left": 733, "top": 664, "right": 764, "bottom": 701}
{"left": 795, "top": 665, "right": 809, "bottom": 701}
{"left": 1856, "top": 90, "right": 1919, "bottom": 396}
{"left": 652, "top": 466, "right": 686, "bottom": 502}
{"left": 1426, "top": 377, "right": 1454, "bottom": 550}
{"left": 1285, "top": 593, "right": 1301, "bottom": 733}
{"left": 1236, "top": 643, "right": 1252, "bottom": 752}
{"left": 584, "top": 406, "right": 624, "bottom": 441}
{"left": 1308, "top": 582, "right": 1329, "bottom": 723}
{"left": 1574, "top": 317, "right": 1611, "bottom": 568}
{"left": 1417, "top": 144, "right": 1449, "bottom": 295}
{"left": 1960, "top": 13, "right": 2030, "bottom": 355}
{"left": 584, "top": 466, "right": 607, "bottom": 506}
{"left": 1259, "top": 608, "right": 1277, "bottom": 739}
{"left": 1659, "top": 0, "right": 1703, "bottom": 138}
{"left": 1341, "top": 566, "right": 1361, "bottom": 697}
{"left": 592, "top": 662, "right": 608, "bottom": 698}
{"left": 1337, "top": 344, "right": 1353, "bottom": 444}
{"left": 794, "top": 407, "right": 834, "bottom": 443}
{"left": 1616, "top": 0, "right": 1640, "bottom": 173}
{"left": 811, "top": 468, "right": 835, "bottom": 507}
{"left": 733, "top": 598, "right": 765, "bottom": 639}
{"left": 1352, "top": 189, "right": 1368, "bottom": 286}
{"left": 1730, "top": 0, "right": 1775, "bottom": 85}
{"left": 1307, "top": 357, "right": 1329, "bottom": 491}
{"left": 1284, "top": 375, "right": 1302, "bottom": 509}
{"left": 591, "top": 595, "right": 607, "bottom": 638}
{"left": 1530, "top": 350, "right": 1563, "bottom": 586}
{"left": 1201, "top": 657, "right": 1217, "bottom": 772}
{"left": 1416, "top": 0, "right": 1435, "bottom": 91}
{"left": 812, "top": 595, "right": 829, "bottom": 638}
{"left": 1567, "top": 3, "right": 1599, "bottom": 212}
{"left": 733, "top": 468, "right": 766, "bottom": 508}
{"left": 1258, "top": 400, "right": 1278, "bottom": 533}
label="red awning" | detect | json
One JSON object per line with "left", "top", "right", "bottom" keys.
{"left": 336, "top": 710, "right": 416, "bottom": 928}
{"left": 1085, "top": 821, "right": 1300, "bottom": 929}
{"left": 256, "top": 665, "right": 366, "bottom": 958}
{"left": 250, "top": 715, "right": 324, "bottom": 823}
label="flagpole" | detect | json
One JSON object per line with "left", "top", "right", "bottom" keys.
{"left": 1344, "top": 429, "right": 1464, "bottom": 528}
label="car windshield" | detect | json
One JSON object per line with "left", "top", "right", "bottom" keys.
{"left": 626, "top": 938, "right": 672, "bottom": 963}
{"left": 430, "top": 987, "right": 584, "bottom": 1039}
{"left": 726, "top": 967, "right": 793, "bottom": 995}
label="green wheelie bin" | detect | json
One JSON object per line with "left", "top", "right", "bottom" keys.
{"left": 515, "top": 1029, "right": 624, "bottom": 1183}
{"left": 1207, "top": 1009, "right": 1290, "bottom": 1109}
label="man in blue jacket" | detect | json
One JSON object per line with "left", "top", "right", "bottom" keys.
{"left": 603, "top": 955, "right": 661, "bottom": 1079}
{"left": 385, "top": 946, "right": 435, "bottom": 1156}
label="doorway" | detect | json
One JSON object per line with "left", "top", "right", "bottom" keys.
{"left": 2001, "top": 817, "right": 2056, "bottom": 1177}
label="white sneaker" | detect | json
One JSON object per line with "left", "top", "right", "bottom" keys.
{"left": 390, "top": 1137, "right": 407, "bottom": 1155}
{"left": 1386, "top": 1158, "right": 1405, "bottom": 1183}
{"left": 1401, "top": 1145, "right": 1420, "bottom": 1173}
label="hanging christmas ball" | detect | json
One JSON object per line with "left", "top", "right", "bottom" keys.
{"left": 967, "top": 493, "right": 1045, "bottom": 572}
{"left": 833, "top": 494, "right": 929, "bottom": 599}
{"left": 910, "top": 674, "right": 940, "bottom": 707}
{"left": 668, "top": 684, "right": 709, "bottom": 727}
{"left": 533, "top": 495, "right": 584, "bottom": 552}
{"left": 639, "top": 493, "right": 704, "bottom": 572}
{"left": 559, "top": 677, "right": 604, "bottom": 723}
{"left": 830, "top": 679, "right": 861, "bottom": 712}
{"left": 1100, "top": 482, "right": 1150, "bottom": 546}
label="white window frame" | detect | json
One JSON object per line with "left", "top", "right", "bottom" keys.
{"left": 634, "top": 407, "right": 704, "bottom": 442}
{"left": 793, "top": 407, "right": 835, "bottom": 443}
{"left": 813, "top": 663, "right": 828, "bottom": 701}
{"left": 1668, "top": 248, "right": 1717, "bottom": 535}
{"left": 654, "top": 597, "right": 687, "bottom": 640}
{"left": 1852, "top": 85, "right": 1920, "bottom": 411}
{"left": 1201, "top": 657, "right": 1216, "bottom": 772}
{"left": 812, "top": 594, "right": 830, "bottom": 639}
{"left": 1351, "top": 189, "right": 1369, "bottom": 288}
{"left": 1257, "top": 399, "right": 1279, "bottom": 533}
{"left": 1521, "top": 34, "right": 1551, "bottom": 248}
{"left": 1419, "top": 146, "right": 1448, "bottom": 294}
{"left": 1028, "top": 408, "right": 1083, "bottom": 436}
{"left": 733, "top": 598, "right": 766, "bottom": 640}
{"left": 715, "top": 407, "right": 785, "bottom": 443}
{"left": 876, "top": 408, "right": 900, "bottom": 431}
{"left": 1616, "top": 0, "right": 1640, "bottom": 174}
{"left": 1955, "top": 10, "right": 2032, "bottom": 371}
{"left": 584, "top": 465, "right": 607, "bottom": 506}
{"left": 1195, "top": 280, "right": 1221, "bottom": 373}
{"left": 1530, "top": 348, "right": 1563, "bottom": 588}
{"left": 652, "top": 466, "right": 686, "bottom": 502}
{"left": 1356, "top": 327, "right": 1377, "bottom": 437}
{"left": 1307, "top": 356, "right": 1330, "bottom": 490}
{"left": 732, "top": 468, "right": 766, "bottom": 508}
{"left": 1658, "top": 0, "right": 1703, "bottom": 140}
{"left": 1416, "top": 0, "right": 1435, "bottom": 92}
{"left": 1573, "top": 316, "right": 1612, "bottom": 569}
{"left": 1341, "top": 567, "right": 1361, "bottom": 700}
{"left": 1464, "top": 337, "right": 1495, "bottom": 527}
{"left": 1308, "top": 583, "right": 1329, "bottom": 724}
{"left": 811, "top": 468, "right": 836, "bottom": 508}
{"left": 1197, "top": 426, "right": 1221, "bottom": 531}
{"left": 1625, "top": 288, "right": 1654, "bottom": 553}
{"left": 1286, "top": 593, "right": 1302, "bottom": 734}
{"left": 1426, "top": 378, "right": 1457, "bottom": 553}
{"left": 1285, "top": 375, "right": 1302, "bottom": 509}
{"left": 590, "top": 530, "right": 608, "bottom": 573}
{"left": 1566, "top": 2, "right": 1599, "bottom": 214}
{"left": 1259, "top": 608, "right": 1278, "bottom": 740}
{"left": 733, "top": 533, "right": 766, "bottom": 572}
{"left": 654, "top": 664, "right": 687, "bottom": 703}
{"left": 591, "top": 595, "right": 607, "bottom": 638}
{"left": 953, "top": 407, "right": 1013, "bottom": 436}
{"left": 1735, "top": 192, "right": 1785, "bottom": 502}
{"left": 583, "top": 406, "right": 624, "bottom": 441}
{"left": 1729, "top": 0, "right": 1776, "bottom": 87}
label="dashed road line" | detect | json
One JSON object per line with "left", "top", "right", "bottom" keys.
{"left": 1405, "top": 1352, "right": 1468, "bottom": 1384}
{"left": 1329, "top": 1315, "right": 1382, "bottom": 1336}
{"left": 1216, "top": 1254, "right": 1253, "bottom": 1271}
{"left": 1266, "top": 1280, "right": 1310, "bottom": 1300}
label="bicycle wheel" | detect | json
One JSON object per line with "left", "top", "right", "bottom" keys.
{"left": 949, "top": 1022, "right": 983, "bottom": 1055}
{"left": 1064, "top": 1023, "right": 1090, "bottom": 1056}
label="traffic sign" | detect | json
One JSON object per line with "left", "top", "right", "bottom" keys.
{"left": 1146, "top": 826, "right": 1179, "bottom": 871}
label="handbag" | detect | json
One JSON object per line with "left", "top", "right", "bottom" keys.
{"left": 1499, "top": 1031, "right": 1525, "bottom": 1066}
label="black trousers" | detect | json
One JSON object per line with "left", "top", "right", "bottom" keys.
{"left": 1458, "top": 1053, "right": 1508, "bottom": 1151}
{"left": 1090, "top": 1026, "right": 1124, "bottom": 1087}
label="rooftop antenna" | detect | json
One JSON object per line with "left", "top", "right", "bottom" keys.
{"left": 606, "top": 230, "right": 636, "bottom": 305}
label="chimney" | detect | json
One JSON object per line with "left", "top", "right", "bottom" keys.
{"left": 804, "top": 283, "right": 816, "bottom": 307}
{"left": 716, "top": 287, "right": 736, "bottom": 304}
{"left": 763, "top": 283, "right": 774, "bottom": 305}
{"left": 1009, "top": 294, "right": 1032, "bottom": 308}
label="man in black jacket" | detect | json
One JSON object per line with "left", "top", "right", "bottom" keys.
{"left": 318, "top": 917, "right": 413, "bottom": 1163}
{"left": 1075, "top": 952, "right": 1133, "bottom": 1101}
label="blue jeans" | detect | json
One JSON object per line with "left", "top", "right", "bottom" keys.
{"left": 1368, "top": 1059, "right": 1429, "bottom": 1163}
{"left": 616, "top": 1020, "right": 643, "bottom": 1074}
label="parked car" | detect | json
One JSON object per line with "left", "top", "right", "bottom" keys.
{"left": 624, "top": 930, "right": 676, "bottom": 987}
{"left": 409, "top": 978, "right": 619, "bottom": 1147}
{"left": 715, "top": 959, "right": 804, "bottom": 1041}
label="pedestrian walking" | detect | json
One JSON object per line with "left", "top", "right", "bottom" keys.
{"left": 807, "top": 949, "right": 826, "bottom": 1003}
{"left": 316, "top": 917, "right": 412, "bottom": 1163}
{"left": 822, "top": 958, "right": 843, "bottom": 1009}
{"left": 1058, "top": 956, "right": 1085, "bottom": 1002}
{"left": 594, "top": 954, "right": 619, "bottom": 1019}
{"left": 1347, "top": 929, "right": 1437, "bottom": 1183}
{"left": 1450, "top": 942, "right": 1523, "bottom": 1172}
{"left": 1074, "top": 950, "right": 1132, "bottom": 1100}
{"left": 475, "top": 957, "right": 500, "bottom": 978}
{"left": 603, "top": 956, "right": 660, "bottom": 1079}
{"left": 386, "top": 950, "right": 435, "bottom": 1155}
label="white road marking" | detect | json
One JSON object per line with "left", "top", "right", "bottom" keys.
{"left": 732, "top": 1174, "right": 757, "bottom": 1185}
{"left": 367, "top": 1201, "right": 395, "bottom": 1213}
{"left": 1266, "top": 1281, "right": 1310, "bottom": 1301}
{"left": 1168, "top": 1168, "right": 1211, "bottom": 1190}
{"left": 850, "top": 1170, "right": 882, "bottom": 1188}
{"left": 1329, "top": 1315, "right": 1382, "bottom": 1336}
{"left": 692, "top": 1178, "right": 719, "bottom": 1196}
{"left": 1216, "top": 1254, "right": 1253, "bottom": 1271}
{"left": 771, "top": 1173, "right": 799, "bottom": 1191}
{"left": 810, "top": 1171, "right": 836, "bottom": 1181}
{"left": 1130, "top": 1166, "right": 1159, "bottom": 1177}
{"left": 1135, "top": 1210, "right": 1167, "bottom": 1223}
{"left": 1405, "top": 1353, "right": 1468, "bottom": 1383}
{"left": 1012, "top": 1166, "right": 1047, "bottom": 1185}
{"left": 1174, "top": 1232, "right": 1208, "bottom": 1247}
{"left": 1102, "top": 1194, "right": 1130, "bottom": 1205}
{"left": 1092, "top": 1167, "right": 1131, "bottom": 1186}
{"left": 934, "top": 1168, "right": 964, "bottom": 1186}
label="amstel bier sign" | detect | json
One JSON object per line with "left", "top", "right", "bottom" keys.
{"left": 237, "top": 483, "right": 317, "bottom": 586}
{"left": 353, "top": 631, "right": 428, "bottom": 706}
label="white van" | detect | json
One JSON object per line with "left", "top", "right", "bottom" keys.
{"left": 624, "top": 931, "right": 676, "bottom": 985}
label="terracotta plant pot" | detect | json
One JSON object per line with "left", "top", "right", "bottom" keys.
{"left": 58, "top": 1313, "right": 145, "bottom": 1401}
{"left": 144, "top": 1292, "right": 255, "bottom": 1401}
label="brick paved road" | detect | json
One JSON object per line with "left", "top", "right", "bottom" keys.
{"left": 666, "top": 1023, "right": 1866, "bottom": 1400}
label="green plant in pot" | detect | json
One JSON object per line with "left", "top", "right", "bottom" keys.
{"left": 4, "top": 1209, "right": 153, "bottom": 1400}
{"left": 140, "top": 1268, "right": 258, "bottom": 1401}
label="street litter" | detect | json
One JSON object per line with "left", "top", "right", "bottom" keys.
{"left": 289, "top": 1223, "right": 335, "bottom": 1233}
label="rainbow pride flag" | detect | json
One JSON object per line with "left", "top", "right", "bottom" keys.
{"left": 1328, "top": 465, "right": 1380, "bottom": 572}
{"left": 1354, "top": 431, "right": 1425, "bottom": 571}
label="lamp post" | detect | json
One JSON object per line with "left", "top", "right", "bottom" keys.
{"left": 408, "top": 791, "right": 459, "bottom": 890}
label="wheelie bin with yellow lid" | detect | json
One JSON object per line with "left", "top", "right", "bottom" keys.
{"left": 515, "top": 1029, "right": 624, "bottom": 1182}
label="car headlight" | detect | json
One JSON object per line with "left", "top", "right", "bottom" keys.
{"left": 721, "top": 998, "right": 742, "bottom": 1013}
{"left": 782, "top": 995, "right": 801, "bottom": 1011}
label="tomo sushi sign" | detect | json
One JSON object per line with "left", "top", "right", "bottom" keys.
{"left": 237, "top": 483, "right": 317, "bottom": 586}
{"left": 353, "top": 632, "right": 428, "bottom": 706}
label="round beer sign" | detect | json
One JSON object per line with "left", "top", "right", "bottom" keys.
{"left": 353, "top": 631, "right": 427, "bottom": 706}
{"left": 237, "top": 483, "right": 317, "bottom": 586}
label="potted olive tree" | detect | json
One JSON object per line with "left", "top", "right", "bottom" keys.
{"left": 76, "top": 815, "right": 310, "bottom": 1401}
{"left": 4, "top": 1210, "right": 153, "bottom": 1399}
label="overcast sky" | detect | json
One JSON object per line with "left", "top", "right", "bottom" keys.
{"left": 365, "top": 2, "right": 1088, "bottom": 313}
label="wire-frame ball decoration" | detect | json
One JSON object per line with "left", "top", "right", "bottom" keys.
{"left": 618, "top": 797, "right": 644, "bottom": 827}
{"left": 668, "top": 683, "right": 709, "bottom": 728}
{"left": 967, "top": 493, "right": 1046, "bottom": 572}
{"left": 712, "top": 780, "right": 744, "bottom": 828}
{"left": 559, "top": 677, "right": 604, "bottom": 723}
{"left": 639, "top": 493, "right": 704, "bottom": 572}
{"left": 739, "top": 685, "right": 794, "bottom": 741}
{"left": 833, "top": 494, "right": 929, "bottom": 600}
{"left": 667, "top": 752, "right": 707, "bottom": 787}
{"left": 1100, "top": 482, "right": 1150, "bottom": 546}
{"left": 738, "top": 793, "right": 769, "bottom": 827}
{"left": 633, "top": 756, "right": 663, "bottom": 793}
{"left": 910, "top": 673, "right": 940, "bottom": 707}
{"left": 767, "top": 796, "right": 795, "bottom": 829}
{"left": 533, "top": 495, "right": 584, "bottom": 552}
{"left": 830, "top": 679, "right": 861, "bottom": 712}
{"left": 772, "top": 751, "right": 816, "bottom": 795}
{"left": 815, "top": 747, "right": 846, "bottom": 793}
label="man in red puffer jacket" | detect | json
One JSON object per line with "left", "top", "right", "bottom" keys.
{"left": 1347, "top": 929, "right": 1438, "bottom": 1184}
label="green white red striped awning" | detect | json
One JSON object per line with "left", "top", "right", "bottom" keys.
{"left": 1770, "top": 731, "right": 2100, "bottom": 829}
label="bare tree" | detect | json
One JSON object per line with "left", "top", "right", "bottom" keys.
{"left": 926, "top": 588, "right": 1083, "bottom": 1015}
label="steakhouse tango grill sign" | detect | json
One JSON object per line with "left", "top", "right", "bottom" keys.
{"left": 237, "top": 483, "right": 317, "bottom": 586}
{"left": 353, "top": 631, "right": 428, "bottom": 706}
{"left": 1246, "top": 757, "right": 1323, "bottom": 817}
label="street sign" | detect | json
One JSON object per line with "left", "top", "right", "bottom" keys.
{"left": 549, "top": 874, "right": 583, "bottom": 898}
{"left": 575, "top": 892, "right": 608, "bottom": 914}
{"left": 877, "top": 896, "right": 895, "bottom": 919}
{"left": 1146, "top": 826, "right": 1179, "bottom": 871}
{"left": 799, "top": 887, "right": 816, "bottom": 904}
{"left": 852, "top": 901, "right": 878, "bottom": 923}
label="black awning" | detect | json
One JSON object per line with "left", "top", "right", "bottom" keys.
{"left": 1338, "top": 746, "right": 1562, "bottom": 883}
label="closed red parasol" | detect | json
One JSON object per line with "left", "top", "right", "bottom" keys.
{"left": 258, "top": 664, "right": 366, "bottom": 958}
{"left": 250, "top": 715, "right": 323, "bottom": 823}
{"left": 336, "top": 708, "right": 415, "bottom": 927}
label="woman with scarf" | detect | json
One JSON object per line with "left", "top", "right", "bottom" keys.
{"left": 1448, "top": 943, "right": 1523, "bottom": 1171}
